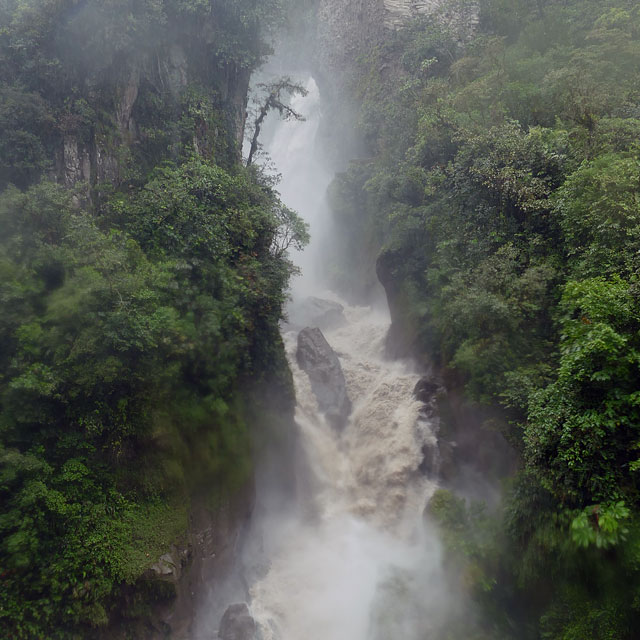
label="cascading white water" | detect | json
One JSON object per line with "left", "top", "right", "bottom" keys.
{"left": 248, "top": 298, "right": 445, "bottom": 640}
{"left": 235, "top": 76, "right": 449, "bottom": 640}
{"left": 259, "top": 77, "right": 334, "bottom": 299}
{"left": 194, "top": 73, "right": 452, "bottom": 640}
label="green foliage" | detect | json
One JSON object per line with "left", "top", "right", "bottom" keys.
{"left": 0, "top": 0, "right": 288, "bottom": 193}
{"left": 0, "top": 151, "right": 304, "bottom": 634}
{"left": 428, "top": 490, "right": 513, "bottom": 638}
{"left": 330, "top": 0, "right": 640, "bottom": 636}
{"left": 429, "top": 489, "right": 496, "bottom": 581}
{"left": 0, "top": 83, "right": 54, "bottom": 188}
{"left": 0, "top": 1, "right": 301, "bottom": 631}
{"left": 571, "top": 502, "right": 630, "bottom": 550}
{"left": 525, "top": 276, "right": 640, "bottom": 503}
{"left": 0, "top": 444, "right": 188, "bottom": 635}
{"left": 554, "top": 152, "right": 640, "bottom": 278}
{"left": 539, "top": 584, "right": 632, "bottom": 640}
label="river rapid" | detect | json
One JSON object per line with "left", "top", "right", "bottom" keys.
{"left": 249, "top": 296, "right": 445, "bottom": 640}
{"left": 196, "top": 75, "right": 452, "bottom": 640}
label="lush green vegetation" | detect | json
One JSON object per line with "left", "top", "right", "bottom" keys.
{"left": 329, "top": 0, "right": 640, "bottom": 636}
{"left": 0, "top": 1, "right": 305, "bottom": 637}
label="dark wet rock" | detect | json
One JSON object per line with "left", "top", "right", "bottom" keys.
{"left": 418, "top": 441, "right": 440, "bottom": 477}
{"left": 149, "top": 551, "right": 184, "bottom": 579}
{"left": 297, "top": 327, "right": 352, "bottom": 429}
{"left": 413, "top": 377, "right": 444, "bottom": 423}
{"left": 413, "top": 379, "right": 443, "bottom": 478}
{"left": 286, "top": 296, "right": 346, "bottom": 331}
{"left": 413, "top": 377, "right": 440, "bottom": 404}
{"left": 375, "top": 249, "right": 416, "bottom": 359}
{"left": 437, "top": 439, "right": 458, "bottom": 484}
{"left": 218, "top": 603, "right": 257, "bottom": 640}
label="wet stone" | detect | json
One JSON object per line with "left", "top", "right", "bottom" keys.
{"left": 413, "top": 377, "right": 440, "bottom": 404}
{"left": 297, "top": 327, "right": 352, "bottom": 430}
{"left": 218, "top": 603, "right": 257, "bottom": 640}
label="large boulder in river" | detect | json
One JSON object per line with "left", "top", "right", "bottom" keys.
{"left": 218, "top": 603, "right": 257, "bottom": 640}
{"left": 286, "top": 296, "right": 346, "bottom": 331}
{"left": 297, "top": 327, "right": 352, "bottom": 430}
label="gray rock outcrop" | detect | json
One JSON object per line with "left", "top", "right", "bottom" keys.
{"left": 297, "top": 327, "right": 352, "bottom": 430}
{"left": 316, "top": 0, "right": 477, "bottom": 77}
{"left": 149, "top": 551, "right": 184, "bottom": 579}
{"left": 218, "top": 603, "right": 257, "bottom": 640}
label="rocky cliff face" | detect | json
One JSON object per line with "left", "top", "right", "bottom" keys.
{"left": 315, "top": 0, "right": 385, "bottom": 82}
{"left": 384, "top": 0, "right": 443, "bottom": 28}
{"left": 54, "top": 47, "right": 250, "bottom": 193}
{"left": 309, "top": 0, "right": 477, "bottom": 168}
{"left": 315, "top": 0, "right": 477, "bottom": 79}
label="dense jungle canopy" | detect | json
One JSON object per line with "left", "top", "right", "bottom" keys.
{"left": 1, "top": 0, "right": 640, "bottom": 638}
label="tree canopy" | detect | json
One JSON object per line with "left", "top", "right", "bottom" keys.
{"left": 329, "top": 0, "right": 640, "bottom": 636}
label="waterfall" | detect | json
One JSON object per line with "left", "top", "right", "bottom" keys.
{"left": 196, "top": 73, "right": 450, "bottom": 640}
{"left": 249, "top": 298, "right": 444, "bottom": 640}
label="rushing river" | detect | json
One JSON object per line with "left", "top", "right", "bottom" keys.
{"left": 249, "top": 296, "right": 444, "bottom": 640}
{"left": 197, "top": 75, "right": 451, "bottom": 640}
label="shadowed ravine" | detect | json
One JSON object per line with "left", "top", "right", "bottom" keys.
{"left": 195, "top": 75, "right": 451, "bottom": 640}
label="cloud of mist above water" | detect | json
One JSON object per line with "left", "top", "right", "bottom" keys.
{"left": 195, "top": 17, "right": 508, "bottom": 640}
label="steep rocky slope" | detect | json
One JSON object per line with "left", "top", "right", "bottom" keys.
{"left": 0, "top": 2, "right": 300, "bottom": 638}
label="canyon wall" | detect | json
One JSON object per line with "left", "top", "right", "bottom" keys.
{"left": 315, "top": 0, "right": 477, "bottom": 79}
{"left": 55, "top": 48, "right": 250, "bottom": 193}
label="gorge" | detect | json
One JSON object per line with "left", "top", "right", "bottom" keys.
{"left": 195, "top": 68, "right": 450, "bottom": 640}
{"left": 2, "top": 1, "right": 640, "bottom": 639}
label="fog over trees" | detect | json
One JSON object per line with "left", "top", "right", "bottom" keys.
{"left": 1, "top": 1, "right": 640, "bottom": 639}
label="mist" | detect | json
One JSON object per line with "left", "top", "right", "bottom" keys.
{"left": 4, "top": 1, "right": 638, "bottom": 637}
{"left": 193, "top": 26, "right": 481, "bottom": 640}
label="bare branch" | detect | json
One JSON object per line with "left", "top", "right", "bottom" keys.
{"left": 246, "top": 77, "right": 309, "bottom": 166}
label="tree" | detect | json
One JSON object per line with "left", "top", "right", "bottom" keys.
{"left": 271, "top": 201, "right": 310, "bottom": 259}
{"left": 245, "top": 77, "right": 308, "bottom": 166}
